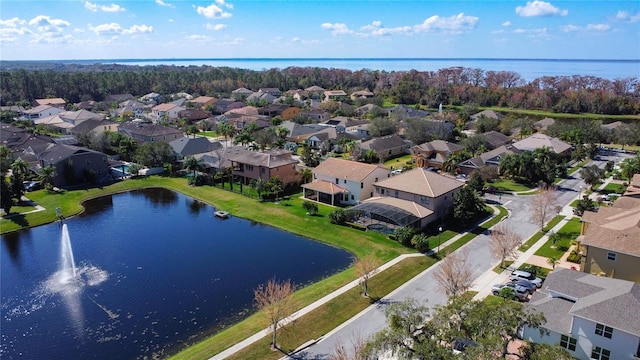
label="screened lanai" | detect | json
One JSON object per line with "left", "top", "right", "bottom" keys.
{"left": 344, "top": 197, "right": 434, "bottom": 233}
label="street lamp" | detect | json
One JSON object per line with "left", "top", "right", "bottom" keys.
{"left": 579, "top": 185, "right": 583, "bottom": 199}
{"left": 438, "top": 226, "right": 443, "bottom": 255}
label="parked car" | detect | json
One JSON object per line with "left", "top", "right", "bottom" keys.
{"left": 452, "top": 338, "right": 477, "bottom": 354}
{"left": 511, "top": 279, "right": 537, "bottom": 294}
{"left": 510, "top": 270, "right": 543, "bottom": 288}
{"left": 23, "top": 180, "right": 42, "bottom": 192}
{"left": 492, "top": 283, "right": 529, "bottom": 301}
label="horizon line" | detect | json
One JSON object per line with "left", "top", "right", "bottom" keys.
{"left": 2, "top": 57, "right": 639, "bottom": 63}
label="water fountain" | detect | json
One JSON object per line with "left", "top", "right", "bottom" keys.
{"left": 59, "top": 223, "right": 77, "bottom": 281}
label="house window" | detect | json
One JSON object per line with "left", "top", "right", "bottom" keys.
{"left": 103, "top": 156, "right": 107, "bottom": 162}
{"left": 246, "top": 165, "right": 254, "bottom": 171}
{"left": 421, "top": 196, "right": 430, "bottom": 205}
{"left": 86, "top": 159, "right": 91, "bottom": 165}
{"left": 344, "top": 179, "right": 347, "bottom": 184}
{"left": 261, "top": 168, "right": 266, "bottom": 174}
{"left": 381, "top": 189, "right": 385, "bottom": 195}
{"left": 595, "top": 324, "right": 613, "bottom": 339}
{"left": 560, "top": 335, "right": 576, "bottom": 351}
{"left": 360, "top": 182, "right": 363, "bottom": 189}
{"left": 351, "top": 195, "right": 354, "bottom": 200}
{"left": 375, "top": 177, "right": 378, "bottom": 182}
{"left": 313, "top": 174, "right": 317, "bottom": 179}
{"left": 607, "top": 252, "right": 616, "bottom": 261}
{"left": 394, "top": 190, "right": 399, "bottom": 198}
{"left": 335, "top": 178, "right": 339, "bottom": 185}
{"left": 591, "top": 346, "right": 610, "bottom": 360}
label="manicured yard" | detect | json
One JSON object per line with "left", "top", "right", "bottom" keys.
{"left": 533, "top": 217, "right": 581, "bottom": 259}
{"left": 489, "top": 179, "right": 535, "bottom": 193}
{"left": 601, "top": 182, "right": 627, "bottom": 194}
{"left": 519, "top": 215, "right": 565, "bottom": 251}
{"left": 383, "top": 154, "right": 412, "bottom": 169}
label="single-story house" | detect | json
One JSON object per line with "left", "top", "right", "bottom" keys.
{"left": 410, "top": 140, "right": 464, "bottom": 169}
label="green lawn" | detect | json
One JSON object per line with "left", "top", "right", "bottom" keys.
{"left": 534, "top": 217, "right": 581, "bottom": 259}
{"left": 519, "top": 215, "right": 565, "bottom": 251}
{"left": 601, "top": 182, "right": 627, "bottom": 194}
{"left": 489, "top": 179, "right": 535, "bottom": 192}
{"left": 383, "top": 154, "right": 412, "bottom": 169}
{"left": 492, "top": 260, "right": 514, "bottom": 274}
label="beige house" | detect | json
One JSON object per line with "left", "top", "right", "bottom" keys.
{"left": 189, "top": 96, "right": 218, "bottom": 108}
{"left": 410, "top": 140, "right": 464, "bottom": 169}
{"left": 227, "top": 148, "right": 299, "bottom": 186}
{"left": 323, "top": 90, "right": 347, "bottom": 102}
{"left": 302, "top": 157, "right": 390, "bottom": 206}
{"left": 579, "top": 195, "right": 640, "bottom": 283}
{"left": 512, "top": 133, "right": 572, "bottom": 156}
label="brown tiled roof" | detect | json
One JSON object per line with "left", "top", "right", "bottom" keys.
{"left": 301, "top": 180, "right": 347, "bottom": 194}
{"left": 362, "top": 196, "right": 433, "bottom": 219}
{"left": 227, "top": 149, "right": 297, "bottom": 168}
{"left": 374, "top": 167, "right": 463, "bottom": 197}
{"left": 415, "top": 139, "right": 464, "bottom": 153}
{"left": 512, "top": 133, "right": 571, "bottom": 154}
{"left": 35, "top": 98, "right": 66, "bottom": 106}
{"left": 313, "top": 157, "right": 388, "bottom": 182}
{"left": 581, "top": 197, "right": 640, "bottom": 257}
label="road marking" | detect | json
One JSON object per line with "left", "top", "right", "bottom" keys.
{"left": 503, "top": 200, "right": 512, "bottom": 206}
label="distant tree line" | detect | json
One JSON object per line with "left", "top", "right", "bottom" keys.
{"left": 1, "top": 64, "right": 638, "bottom": 115}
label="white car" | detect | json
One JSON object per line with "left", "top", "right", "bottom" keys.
{"left": 510, "top": 270, "right": 543, "bottom": 288}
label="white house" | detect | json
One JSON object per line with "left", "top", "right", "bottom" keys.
{"left": 302, "top": 157, "right": 390, "bottom": 206}
{"left": 151, "top": 103, "right": 186, "bottom": 121}
{"left": 522, "top": 268, "right": 640, "bottom": 360}
{"left": 22, "top": 105, "right": 64, "bottom": 120}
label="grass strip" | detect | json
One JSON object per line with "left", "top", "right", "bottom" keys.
{"left": 445, "top": 206, "right": 508, "bottom": 253}
{"left": 492, "top": 260, "right": 514, "bottom": 274}
{"left": 518, "top": 215, "right": 566, "bottom": 251}
{"left": 174, "top": 256, "right": 435, "bottom": 360}
{"left": 534, "top": 217, "right": 581, "bottom": 259}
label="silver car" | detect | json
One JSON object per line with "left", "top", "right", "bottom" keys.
{"left": 509, "top": 270, "right": 543, "bottom": 288}
{"left": 491, "top": 283, "right": 529, "bottom": 301}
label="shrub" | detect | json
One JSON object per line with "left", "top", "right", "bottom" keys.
{"left": 567, "top": 250, "right": 582, "bottom": 264}
{"left": 557, "top": 245, "right": 569, "bottom": 252}
{"left": 411, "top": 234, "right": 430, "bottom": 253}
{"left": 302, "top": 201, "right": 318, "bottom": 215}
{"left": 328, "top": 209, "right": 346, "bottom": 225}
{"left": 394, "top": 226, "right": 418, "bottom": 247}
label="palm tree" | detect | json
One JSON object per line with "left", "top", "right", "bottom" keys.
{"left": 11, "top": 157, "right": 29, "bottom": 178}
{"left": 250, "top": 177, "right": 267, "bottom": 201}
{"left": 299, "top": 168, "right": 312, "bottom": 184}
{"left": 183, "top": 156, "right": 204, "bottom": 184}
{"left": 0, "top": 145, "right": 11, "bottom": 176}
{"left": 38, "top": 165, "right": 57, "bottom": 191}
{"left": 217, "top": 122, "right": 236, "bottom": 145}
{"left": 268, "top": 176, "right": 283, "bottom": 203}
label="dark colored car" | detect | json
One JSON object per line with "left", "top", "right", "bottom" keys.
{"left": 23, "top": 180, "right": 42, "bottom": 192}
{"left": 511, "top": 279, "right": 537, "bottom": 294}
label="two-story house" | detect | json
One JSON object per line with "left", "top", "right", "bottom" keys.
{"left": 302, "top": 157, "right": 390, "bottom": 206}
{"left": 410, "top": 140, "right": 464, "bottom": 169}
{"left": 227, "top": 148, "right": 299, "bottom": 186}
{"left": 522, "top": 268, "right": 640, "bottom": 360}
{"left": 368, "top": 168, "right": 464, "bottom": 227}
{"left": 38, "top": 144, "right": 110, "bottom": 187}
{"left": 22, "top": 105, "right": 65, "bottom": 120}
{"left": 151, "top": 103, "right": 186, "bottom": 121}
{"left": 457, "top": 145, "right": 515, "bottom": 175}
{"left": 360, "top": 134, "right": 408, "bottom": 162}
{"left": 578, "top": 195, "right": 640, "bottom": 283}
{"left": 118, "top": 120, "right": 184, "bottom": 143}
{"left": 323, "top": 90, "right": 347, "bottom": 102}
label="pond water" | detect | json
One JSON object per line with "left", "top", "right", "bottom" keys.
{"left": 0, "top": 188, "right": 354, "bottom": 359}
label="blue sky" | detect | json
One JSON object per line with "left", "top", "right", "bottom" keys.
{"left": 1, "top": 0, "right": 638, "bottom": 60}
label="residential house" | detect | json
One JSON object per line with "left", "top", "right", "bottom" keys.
{"left": 388, "top": 104, "right": 432, "bottom": 119}
{"left": 169, "top": 136, "right": 223, "bottom": 160}
{"left": 522, "top": 268, "right": 640, "bottom": 360}
{"left": 578, "top": 195, "right": 640, "bottom": 283}
{"left": 601, "top": 121, "right": 625, "bottom": 132}
{"left": 410, "top": 140, "right": 464, "bottom": 169}
{"left": 258, "top": 88, "right": 282, "bottom": 97}
{"left": 0, "top": 124, "right": 54, "bottom": 162}
{"left": 370, "top": 168, "right": 464, "bottom": 226}
{"left": 258, "top": 104, "right": 300, "bottom": 120}
{"left": 211, "top": 99, "right": 245, "bottom": 114}
{"left": 287, "top": 89, "right": 308, "bottom": 102}
{"left": 457, "top": 145, "right": 514, "bottom": 175}
{"left": 246, "top": 92, "right": 276, "bottom": 104}
{"left": 1, "top": 105, "right": 26, "bottom": 113}
{"left": 151, "top": 103, "right": 186, "bottom": 121}
{"left": 300, "top": 127, "right": 339, "bottom": 150}
{"left": 300, "top": 108, "right": 331, "bottom": 123}
{"left": 22, "top": 105, "right": 64, "bottom": 120}
{"left": 227, "top": 148, "right": 299, "bottom": 186}
{"left": 360, "top": 134, "right": 408, "bottom": 161}
{"left": 118, "top": 120, "right": 184, "bottom": 143}
{"left": 350, "top": 89, "right": 374, "bottom": 101}
{"left": 280, "top": 122, "right": 327, "bottom": 143}
{"left": 231, "top": 87, "right": 253, "bottom": 101}
{"left": 34, "top": 98, "right": 66, "bottom": 108}
{"left": 623, "top": 174, "right": 640, "bottom": 198}
{"left": 217, "top": 113, "right": 270, "bottom": 131}
{"left": 323, "top": 90, "right": 347, "bottom": 102}
{"left": 178, "top": 108, "right": 210, "bottom": 122}
{"left": 304, "top": 86, "right": 325, "bottom": 99}
{"left": 189, "top": 96, "right": 218, "bottom": 109}
{"left": 139, "top": 92, "right": 161, "bottom": 104}
{"left": 37, "top": 144, "right": 110, "bottom": 187}
{"left": 469, "top": 109, "right": 505, "bottom": 122}
{"left": 355, "top": 104, "right": 383, "bottom": 118}
{"left": 512, "top": 133, "right": 572, "bottom": 156}
{"left": 482, "top": 130, "right": 512, "bottom": 149}
{"left": 116, "top": 99, "right": 146, "bottom": 118}
{"left": 74, "top": 100, "right": 98, "bottom": 111}
{"left": 302, "top": 157, "right": 390, "bottom": 206}
{"left": 535, "top": 117, "right": 556, "bottom": 132}
{"left": 70, "top": 118, "right": 119, "bottom": 136}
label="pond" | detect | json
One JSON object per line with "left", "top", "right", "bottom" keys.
{"left": 0, "top": 188, "right": 354, "bottom": 359}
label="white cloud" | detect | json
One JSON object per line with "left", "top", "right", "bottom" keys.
{"left": 615, "top": 10, "right": 640, "bottom": 23}
{"left": 0, "top": 25, "right": 32, "bottom": 41}
{"left": 215, "top": 0, "right": 233, "bottom": 9}
{"left": 206, "top": 23, "right": 227, "bottom": 30}
{"left": 586, "top": 24, "right": 610, "bottom": 31}
{"left": 562, "top": 23, "right": 611, "bottom": 32}
{"left": 155, "top": 0, "right": 175, "bottom": 8}
{"left": 90, "top": 23, "right": 153, "bottom": 36}
{"left": 28, "top": 15, "right": 70, "bottom": 32}
{"left": 513, "top": 28, "right": 527, "bottom": 34}
{"left": 85, "top": 1, "right": 125, "bottom": 12}
{"left": 491, "top": 29, "right": 506, "bottom": 34}
{"left": 515, "top": 1, "right": 568, "bottom": 17}
{"left": 291, "top": 36, "right": 300, "bottom": 42}
{"left": 320, "top": 22, "right": 353, "bottom": 36}
{"left": 187, "top": 34, "right": 212, "bottom": 41}
{"left": 169, "top": 19, "right": 175, "bottom": 23}
{"left": 195, "top": 3, "right": 232, "bottom": 19}
{"left": 101, "top": 3, "right": 126, "bottom": 12}
{"left": 413, "top": 13, "right": 479, "bottom": 34}
{"left": 502, "top": 21, "right": 511, "bottom": 27}
{"left": 359, "top": 21, "right": 411, "bottom": 36}
{"left": 0, "top": 17, "right": 26, "bottom": 27}
{"left": 560, "top": 24, "right": 579, "bottom": 32}
{"left": 85, "top": 1, "right": 98, "bottom": 12}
